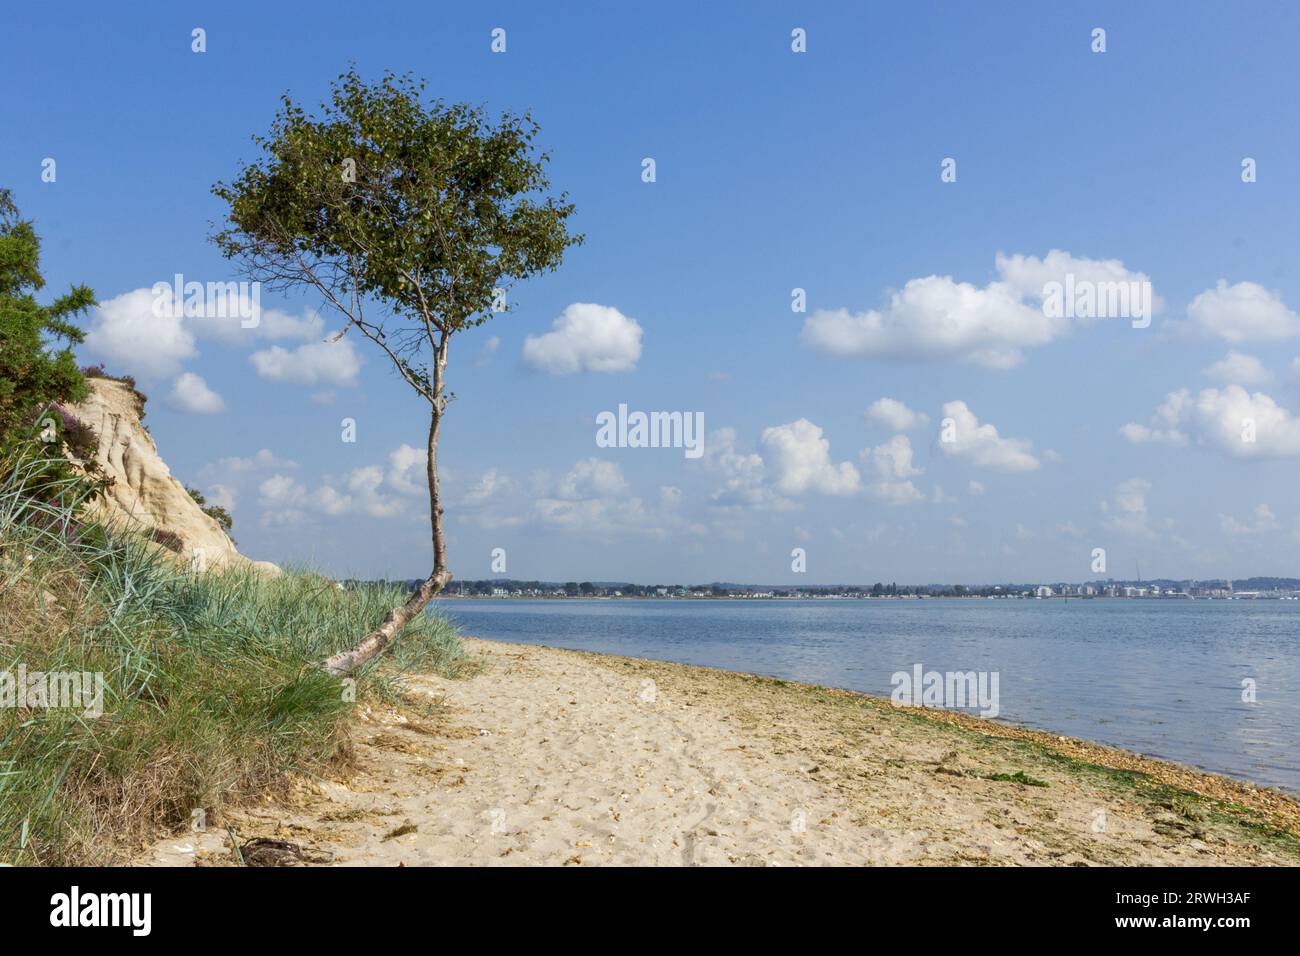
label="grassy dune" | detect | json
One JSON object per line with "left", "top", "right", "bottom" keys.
{"left": 0, "top": 456, "right": 466, "bottom": 865}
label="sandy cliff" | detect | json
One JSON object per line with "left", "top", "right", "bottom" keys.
{"left": 65, "top": 377, "right": 279, "bottom": 575}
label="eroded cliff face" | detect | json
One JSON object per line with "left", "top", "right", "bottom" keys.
{"left": 65, "top": 377, "right": 279, "bottom": 575}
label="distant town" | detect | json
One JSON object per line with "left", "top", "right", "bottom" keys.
{"left": 350, "top": 577, "right": 1300, "bottom": 601}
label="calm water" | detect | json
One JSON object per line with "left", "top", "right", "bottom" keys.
{"left": 431, "top": 597, "right": 1300, "bottom": 793}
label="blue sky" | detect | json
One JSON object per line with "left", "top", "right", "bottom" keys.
{"left": 7, "top": 1, "right": 1300, "bottom": 583}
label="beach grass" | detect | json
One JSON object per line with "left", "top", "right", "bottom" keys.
{"left": 0, "top": 454, "right": 466, "bottom": 865}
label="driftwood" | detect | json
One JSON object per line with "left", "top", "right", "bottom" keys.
{"left": 237, "top": 837, "right": 333, "bottom": 867}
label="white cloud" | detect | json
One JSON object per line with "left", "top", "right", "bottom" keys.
{"left": 311, "top": 483, "right": 353, "bottom": 517}
{"left": 861, "top": 435, "right": 924, "bottom": 504}
{"left": 1124, "top": 385, "right": 1300, "bottom": 459}
{"left": 1191, "top": 387, "right": 1300, "bottom": 458}
{"left": 760, "top": 419, "right": 861, "bottom": 496}
{"left": 255, "top": 445, "right": 422, "bottom": 524}
{"left": 216, "top": 449, "right": 298, "bottom": 473}
{"left": 206, "top": 484, "right": 236, "bottom": 511}
{"left": 259, "top": 474, "right": 305, "bottom": 504}
{"left": 996, "top": 250, "right": 1162, "bottom": 318}
{"left": 344, "top": 466, "right": 402, "bottom": 518}
{"left": 186, "top": 298, "right": 324, "bottom": 345}
{"left": 968, "top": 480, "right": 985, "bottom": 496}
{"left": 475, "top": 335, "right": 501, "bottom": 367}
{"left": 802, "top": 250, "right": 1155, "bottom": 369}
{"left": 257, "top": 474, "right": 310, "bottom": 526}
{"left": 83, "top": 288, "right": 197, "bottom": 379}
{"left": 1202, "top": 350, "right": 1273, "bottom": 385}
{"left": 252, "top": 307, "right": 325, "bottom": 342}
{"left": 462, "top": 467, "right": 515, "bottom": 506}
{"left": 1119, "top": 389, "right": 1192, "bottom": 446}
{"left": 864, "top": 435, "right": 923, "bottom": 480}
{"left": 263, "top": 482, "right": 356, "bottom": 522}
{"left": 1183, "top": 280, "right": 1300, "bottom": 342}
{"left": 937, "top": 401, "right": 1040, "bottom": 471}
{"left": 703, "top": 427, "right": 789, "bottom": 510}
{"left": 865, "top": 397, "right": 929, "bottom": 431}
{"left": 146, "top": 281, "right": 325, "bottom": 344}
{"left": 556, "top": 458, "right": 629, "bottom": 500}
{"left": 530, "top": 495, "right": 650, "bottom": 535}
{"left": 522, "top": 303, "right": 642, "bottom": 375}
{"left": 803, "top": 275, "right": 1045, "bottom": 369}
{"left": 1219, "top": 504, "right": 1276, "bottom": 536}
{"left": 1118, "top": 422, "right": 1182, "bottom": 445}
{"left": 387, "top": 444, "right": 426, "bottom": 496}
{"left": 84, "top": 286, "right": 330, "bottom": 382}
{"left": 1101, "top": 477, "right": 1155, "bottom": 537}
{"left": 514, "top": 458, "right": 698, "bottom": 539}
{"left": 169, "top": 372, "right": 225, "bottom": 414}
{"left": 250, "top": 337, "right": 362, "bottom": 386}
{"left": 871, "top": 479, "right": 924, "bottom": 504}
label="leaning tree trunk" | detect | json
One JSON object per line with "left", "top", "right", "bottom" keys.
{"left": 322, "top": 344, "right": 451, "bottom": 677}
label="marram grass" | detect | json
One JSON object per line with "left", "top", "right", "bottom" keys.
{"left": 0, "top": 454, "right": 466, "bottom": 865}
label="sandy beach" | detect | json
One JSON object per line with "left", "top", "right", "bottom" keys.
{"left": 150, "top": 638, "right": 1300, "bottom": 867}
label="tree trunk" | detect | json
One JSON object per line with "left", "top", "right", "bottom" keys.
{"left": 320, "top": 565, "right": 451, "bottom": 676}
{"left": 322, "top": 341, "right": 451, "bottom": 677}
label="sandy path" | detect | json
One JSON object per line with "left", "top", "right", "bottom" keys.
{"left": 150, "top": 639, "right": 1300, "bottom": 867}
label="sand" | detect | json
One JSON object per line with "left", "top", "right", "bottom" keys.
{"left": 148, "top": 638, "right": 1300, "bottom": 867}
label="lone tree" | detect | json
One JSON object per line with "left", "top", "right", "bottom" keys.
{"left": 213, "top": 69, "right": 581, "bottom": 675}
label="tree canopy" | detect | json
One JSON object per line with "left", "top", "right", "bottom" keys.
{"left": 0, "top": 188, "right": 94, "bottom": 447}
{"left": 212, "top": 68, "right": 581, "bottom": 400}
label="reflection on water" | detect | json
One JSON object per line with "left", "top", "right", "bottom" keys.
{"left": 431, "top": 597, "right": 1300, "bottom": 793}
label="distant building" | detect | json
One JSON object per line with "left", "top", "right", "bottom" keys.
{"left": 1035, "top": 585, "right": 1053, "bottom": 598}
